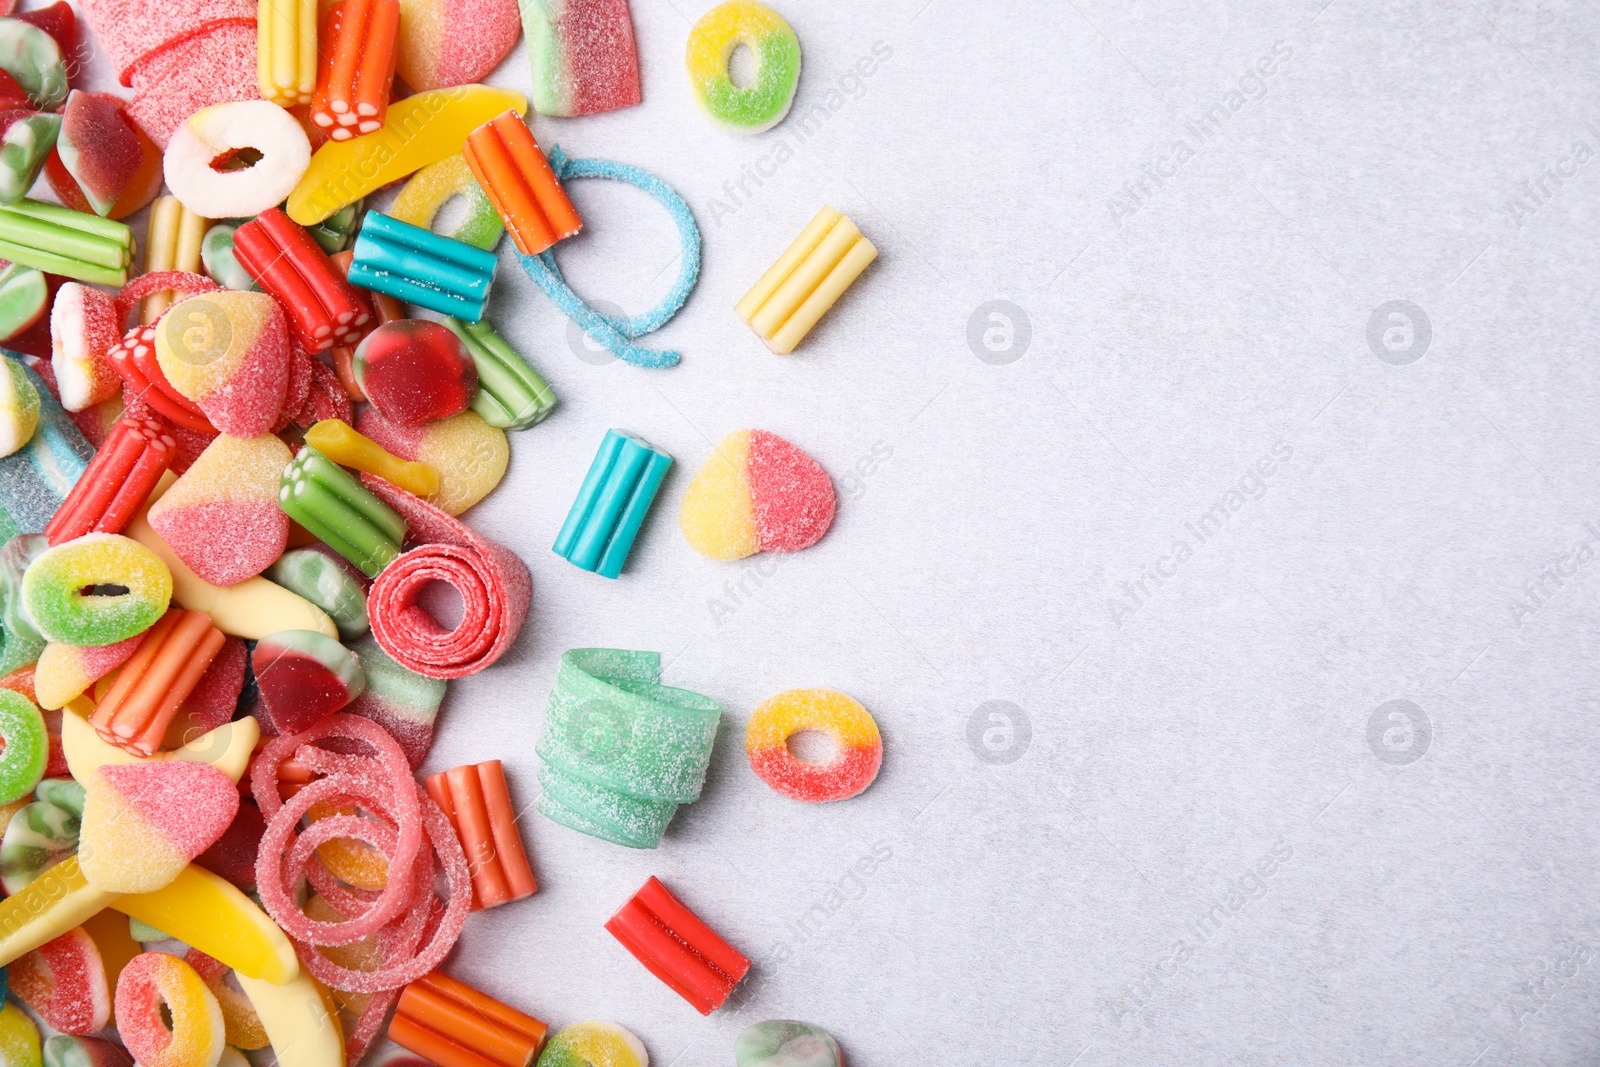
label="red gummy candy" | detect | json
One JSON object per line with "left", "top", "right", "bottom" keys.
{"left": 124, "top": 23, "right": 259, "bottom": 149}
{"left": 47, "top": 91, "right": 162, "bottom": 219}
{"left": 352, "top": 320, "right": 477, "bottom": 427}
{"left": 747, "top": 430, "right": 837, "bottom": 553}
{"left": 194, "top": 798, "right": 265, "bottom": 892}
{"left": 18, "top": 3, "right": 79, "bottom": 84}
{"left": 252, "top": 634, "right": 363, "bottom": 736}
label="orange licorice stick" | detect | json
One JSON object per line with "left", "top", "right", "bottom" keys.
{"left": 462, "top": 111, "right": 581, "bottom": 256}
{"left": 90, "top": 609, "right": 226, "bottom": 756}
{"left": 311, "top": 0, "right": 400, "bottom": 141}
{"left": 328, "top": 249, "right": 405, "bottom": 401}
{"left": 425, "top": 760, "right": 535, "bottom": 910}
{"left": 388, "top": 970, "right": 548, "bottom": 1067}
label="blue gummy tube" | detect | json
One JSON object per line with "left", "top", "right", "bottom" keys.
{"left": 349, "top": 212, "right": 497, "bottom": 321}
{"left": 554, "top": 430, "right": 673, "bottom": 579}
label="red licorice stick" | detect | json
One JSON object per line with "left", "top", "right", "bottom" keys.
{"left": 44, "top": 416, "right": 176, "bottom": 544}
{"left": 107, "top": 324, "right": 217, "bottom": 434}
{"left": 604, "top": 876, "right": 750, "bottom": 1014}
{"left": 232, "top": 208, "right": 372, "bottom": 352}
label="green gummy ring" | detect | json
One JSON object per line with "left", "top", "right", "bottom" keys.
{"left": 19, "top": 533, "right": 172, "bottom": 647}
{"left": 685, "top": 1, "right": 802, "bottom": 134}
{"left": 0, "top": 690, "right": 47, "bottom": 805}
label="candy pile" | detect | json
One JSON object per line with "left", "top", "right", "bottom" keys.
{"left": 0, "top": 0, "right": 883, "bottom": 1062}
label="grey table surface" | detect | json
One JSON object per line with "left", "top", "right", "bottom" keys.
{"left": 85, "top": 0, "right": 1600, "bottom": 1064}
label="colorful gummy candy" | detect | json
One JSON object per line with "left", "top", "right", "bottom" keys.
{"left": 0, "top": 267, "right": 47, "bottom": 352}
{"left": 389, "top": 969, "right": 548, "bottom": 1067}
{"left": 21, "top": 533, "right": 172, "bottom": 646}
{"left": 107, "top": 321, "right": 220, "bottom": 436}
{"left": 352, "top": 318, "right": 478, "bottom": 426}
{"left": 160, "top": 633, "right": 244, "bottom": 748}
{"left": 112, "top": 951, "right": 224, "bottom": 1067}
{"left": 278, "top": 444, "right": 408, "bottom": 578}
{"left": 45, "top": 416, "right": 175, "bottom": 544}
{"left": 0, "top": 535, "right": 47, "bottom": 674}
{"left": 140, "top": 197, "right": 210, "bottom": 322}
{"left": 536, "top": 1022, "right": 647, "bottom": 1067}
{"left": 311, "top": 0, "right": 399, "bottom": 140}
{"left": 183, "top": 949, "right": 267, "bottom": 1051}
{"left": 0, "top": 18, "right": 66, "bottom": 110}
{"left": 49, "top": 282, "right": 121, "bottom": 413}
{"left": 679, "top": 430, "right": 836, "bottom": 560}
{"left": 0, "top": 777, "right": 81, "bottom": 894}
{"left": 344, "top": 636, "right": 446, "bottom": 768}
{"left": 255, "top": 0, "right": 314, "bottom": 106}
{"left": 390, "top": 155, "right": 505, "bottom": 251}
{"left": 162, "top": 101, "right": 311, "bottom": 219}
{"left": 0, "top": 1000, "right": 39, "bottom": 1067}
{"left": 463, "top": 110, "right": 582, "bottom": 256}
{"left": 357, "top": 408, "right": 507, "bottom": 516}
{"left": 0, "top": 690, "right": 45, "bottom": 805}
{"left": 0, "top": 198, "right": 135, "bottom": 286}
{"left": 349, "top": 212, "right": 497, "bottom": 322}
{"left": 198, "top": 222, "right": 257, "bottom": 293}
{"left": 44, "top": 1036, "right": 134, "bottom": 1067}
{"left": 441, "top": 317, "right": 556, "bottom": 430}
{"left": 536, "top": 650, "right": 721, "bottom": 849}
{"left": 607, "top": 876, "right": 750, "bottom": 1014}
{"left": 685, "top": 2, "right": 802, "bottom": 135}
{"left": 251, "top": 629, "right": 366, "bottom": 735}
{"left": 734, "top": 1021, "right": 842, "bottom": 1067}
{"left": 90, "top": 607, "right": 226, "bottom": 756}
{"left": 154, "top": 290, "right": 291, "bottom": 438}
{"left": 304, "top": 418, "right": 441, "bottom": 502}
{"left": 522, "top": 0, "right": 640, "bottom": 117}
{"left": 192, "top": 798, "right": 262, "bottom": 893}
{"left": 554, "top": 430, "right": 672, "bottom": 579}
{"left": 746, "top": 689, "right": 882, "bottom": 803}
{"left": 80, "top": 759, "right": 239, "bottom": 893}
{"left": 48, "top": 91, "right": 164, "bottom": 221}
{"left": 0, "top": 355, "right": 37, "bottom": 458}
{"left": 425, "top": 760, "right": 535, "bottom": 910}
{"left": 266, "top": 546, "right": 370, "bottom": 641}
{"left": 146, "top": 432, "right": 293, "bottom": 585}
{"left": 395, "top": 0, "right": 520, "bottom": 92}
{"left": 736, "top": 206, "right": 878, "bottom": 354}
{"left": 34, "top": 635, "right": 140, "bottom": 709}
{"left": 11, "top": 926, "right": 112, "bottom": 1034}
{"left": 0, "top": 111, "right": 59, "bottom": 206}
{"left": 0, "top": 361, "right": 92, "bottom": 535}
{"left": 230, "top": 208, "right": 372, "bottom": 352}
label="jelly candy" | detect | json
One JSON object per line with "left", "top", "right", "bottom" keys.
{"left": 183, "top": 950, "right": 267, "bottom": 1051}
{"left": 256, "top": 0, "right": 315, "bottom": 106}
{"left": 745, "top": 689, "right": 881, "bottom": 803}
{"left": 353, "top": 319, "right": 477, "bottom": 426}
{"left": 91, "top": 608, "right": 227, "bottom": 756}
{"left": 123, "top": 23, "right": 260, "bottom": 151}
{"left": 522, "top": 0, "right": 640, "bottom": 118}
{"left": 344, "top": 635, "right": 445, "bottom": 768}
{"left": 0, "top": 359, "right": 92, "bottom": 534}
{"left": 277, "top": 445, "right": 407, "bottom": 577}
{"left": 0, "top": 18, "right": 66, "bottom": 110}
{"left": 425, "top": 760, "right": 535, "bottom": 910}
{"left": 162, "top": 634, "right": 245, "bottom": 749}
{"left": 11, "top": 926, "right": 111, "bottom": 1034}
{"left": 50, "top": 281, "right": 120, "bottom": 412}
{"left": 50, "top": 91, "right": 162, "bottom": 219}
{"left": 0, "top": 776, "right": 82, "bottom": 894}
{"left": 154, "top": 291, "right": 291, "bottom": 437}
{"left": 0, "top": 351, "right": 37, "bottom": 456}
{"left": 395, "top": 0, "right": 520, "bottom": 92}
{"left": 33, "top": 636, "right": 141, "bottom": 709}
{"left": 0, "top": 111, "right": 58, "bottom": 205}
{"left": 162, "top": 101, "right": 311, "bottom": 219}
{"left": 112, "top": 952, "right": 224, "bottom": 1067}
{"left": 199, "top": 222, "right": 260, "bottom": 292}
{"left": 0, "top": 198, "right": 134, "bottom": 285}
{"left": 441, "top": 316, "right": 556, "bottom": 430}
{"left": 21, "top": 533, "right": 172, "bottom": 646}
{"left": 685, "top": 3, "right": 802, "bottom": 135}
{"left": 230, "top": 208, "right": 372, "bottom": 352}
{"left": 192, "top": 798, "right": 262, "bottom": 893}
{"left": 45, "top": 416, "right": 175, "bottom": 543}
{"left": 348, "top": 213, "right": 496, "bottom": 322}
{"left": 252, "top": 630, "right": 365, "bottom": 735}
{"left": 266, "top": 547, "right": 370, "bottom": 641}
{"left": 462, "top": 111, "right": 580, "bottom": 256}
{"left": 0, "top": 689, "right": 45, "bottom": 804}
{"left": 553, "top": 430, "right": 671, "bottom": 579}
{"left": 389, "top": 970, "right": 547, "bottom": 1067}
{"left": 42, "top": 1036, "right": 132, "bottom": 1067}
{"left": 79, "top": 760, "right": 239, "bottom": 892}
{"left": 606, "top": 876, "right": 749, "bottom": 1014}
{"left": 390, "top": 155, "right": 503, "bottom": 250}
{"left": 736, "top": 206, "right": 877, "bottom": 354}
{"left": 0, "top": 1001, "right": 39, "bottom": 1067}
{"left": 679, "top": 430, "right": 835, "bottom": 560}
{"left": 0, "top": 263, "right": 46, "bottom": 346}
{"left": 356, "top": 408, "right": 506, "bottom": 516}
{"left": 147, "top": 433, "right": 293, "bottom": 585}
{"left": 733, "top": 1022, "right": 841, "bottom": 1067}
{"left": 140, "top": 197, "right": 210, "bottom": 321}
{"left": 304, "top": 418, "right": 441, "bottom": 502}
{"left": 535, "top": 1022, "right": 646, "bottom": 1067}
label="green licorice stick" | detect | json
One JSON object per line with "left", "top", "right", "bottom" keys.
{"left": 279, "top": 448, "right": 405, "bottom": 576}
{"left": 0, "top": 200, "right": 132, "bottom": 268}
{"left": 296, "top": 448, "right": 407, "bottom": 545}
{"left": 443, "top": 316, "right": 556, "bottom": 429}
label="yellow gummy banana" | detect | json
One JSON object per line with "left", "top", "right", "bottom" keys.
{"left": 0, "top": 858, "right": 112, "bottom": 966}
{"left": 61, "top": 701, "right": 259, "bottom": 784}
{"left": 114, "top": 864, "right": 298, "bottom": 986}
{"left": 236, "top": 970, "right": 345, "bottom": 1067}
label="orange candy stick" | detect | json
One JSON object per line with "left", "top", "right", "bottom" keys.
{"left": 462, "top": 111, "right": 581, "bottom": 256}
{"left": 329, "top": 249, "right": 405, "bottom": 401}
{"left": 425, "top": 760, "right": 535, "bottom": 910}
{"left": 311, "top": 0, "right": 401, "bottom": 141}
{"left": 388, "top": 970, "right": 547, "bottom": 1067}
{"left": 90, "top": 609, "right": 226, "bottom": 756}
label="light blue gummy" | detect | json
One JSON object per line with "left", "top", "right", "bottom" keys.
{"left": 349, "top": 212, "right": 497, "bottom": 321}
{"left": 552, "top": 430, "right": 672, "bottom": 579}
{"left": 0, "top": 353, "right": 89, "bottom": 534}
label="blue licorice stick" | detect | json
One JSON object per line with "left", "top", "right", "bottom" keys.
{"left": 517, "top": 147, "right": 701, "bottom": 370}
{"left": 553, "top": 430, "right": 672, "bottom": 579}
{"left": 348, "top": 212, "right": 497, "bottom": 321}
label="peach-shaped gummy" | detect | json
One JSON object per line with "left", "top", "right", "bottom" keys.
{"left": 79, "top": 760, "right": 239, "bottom": 893}
{"left": 147, "top": 433, "right": 292, "bottom": 585}
{"left": 154, "top": 291, "right": 289, "bottom": 437}
{"left": 679, "top": 429, "right": 758, "bottom": 560}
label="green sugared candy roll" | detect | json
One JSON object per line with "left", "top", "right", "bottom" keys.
{"left": 277, "top": 446, "right": 407, "bottom": 578}
{"left": 734, "top": 1022, "right": 842, "bottom": 1067}
{"left": 685, "top": 2, "right": 802, "bottom": 135}
{"left": 0, "top": 777, "right": 83, "bottom": 895}
{"left": 20, "top": 533, "right": 172, "bottom": 646}
{"left": 200, "top": 222, "right": 263, "bottom": 292}
{"left": 537, "top": 764, "right": 676, "bottom": 850}
{"left": 267, "top": 547, "right": 370, "bottom": 640}
{"left": 0, "top": 690, "right": 47, "bottom": 805}
{"left": 442, "top": 316, "right": 557, "bottom": 430}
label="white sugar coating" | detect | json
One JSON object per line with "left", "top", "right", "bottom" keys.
{"left": 537, "top": 765, "right": 676, "bottom": 847}
{"left": 78, "top": 774, "right": 187, "bottom": 893}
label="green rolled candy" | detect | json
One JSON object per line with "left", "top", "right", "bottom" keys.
{"left": 267, "top": 547, "right": 369, "bottom": 640}
{"left": 536, "top": 764, "right": 676, "bottom": 850}
{"left": 277, "top": 446, "right": 407, "bottom": 578}
{"left": 0, "top": 20, "right": 66, "bottom": 110}
{"left": 441, "top": 316, "right": 557, "bottom": 430}
{"left": 0, "top": 776, "right": 83, "bottom": 894}
{"left": 200, "top": 221, "right": 263, "bottom": 292}
{"left": 0, "top": 113, "right": 58, "bottom": 205}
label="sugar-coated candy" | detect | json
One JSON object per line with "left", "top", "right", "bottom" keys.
{"left": 113, "top": 952, "right": 225, "bottom": 1067}
{"left": 0, "top": 1001, "right": 39, "bottom": 1067}
{"left": 0, "top": 199, "right": 134, "bottom": 285}
{"left": 231, "top": 208, "right": 371, "bottom": 351}
{"left": 522, "top": 0, "right": 640, "bottom": 118}
{"left": 441, "top": 317, "right": 556, "bottom": 430}
{"left": 0, "top": 264, "right": 46, "bottom": 345}
{"left": 389, "top": 970, "right": 548, "bottom": 1067}
{"left": 147, "top": 433, "right": 292, "bottom": 585}
{"left": 287, "top": 85, "right": 527, "bottom": 226}
{"left": 745, "top": 689, "right": 881, "bottom": 803}
{"left": 537, "top": 1023, "right": 646, "bottom": 1067}
{"left": 313, "top": 0, "right": 399, "bottom": 140}
{"left": 255, "top": 0, "right": 314, "bottom": 105}
{"left": 391, "top": 156, "right": 504, "bottom": 250}
{"left": 0, "top": 19, "right": 65, "bottom": 110}
{"left": 199, "top": 223, "right": 259, "bottom": 292}
{"left": 278, "top": 446, "right": 408, "bottom": 577}
{"left": 267, "top": 547, "right": 369, "bottom": 641}
{"left": 123, "top": 24, "right": 260, "bottom": 152}
{"left": 111, "top": 863, "right": 297, "bottom": 985}
{"left": 736, "top": 206, "right": 877, "bottom": 354}
{"left": 327, "top": 248, "right": 403, "bottom": 402}
{"left": 349, "top": 213, "right": 497, "bottom": 322}
{"left": 364, "top": 481, "right": 530, "bottom": 679}
{"left": 606, "top": 876, "right": 750, "bottom": 1015}
{"left": 155, "top": 291, "right": 290, "bottom": 437}
{"left": 0, "top": 360, "right": 91, "bottom": 533}
{"left": 76, "top": 0, "right": 252, "bottom": 85}
{"left": 0, "top": 111, "right": 58, "bottom": 205}
{"left": 0, "top": 351, "right": 36, "bottom": 456}
{"left": 141, "top": 197, "right": 210, "bottom": 322}
{"left": 352, "top": 319, "right": 478, "bottom": 426}
{"left": 34, "top": 636, "right": 140, "bottom": 708}
{"left": 357, "top": 408, "right": 506, "bottom": 516}
{"left": 162, "top": 635, "right": 244, "bottom": 749}
{"left": 183, "top": 951, "right": 267, "bottom": 1051}
{"left": 46, "top": 417, "right": 175, "bottom": 543}
{"left": 193, "top": 797, "right": 262, "bottom": 892}
{"left": 80, "top": 760, "right": 239, "bottom": 892}
{"left": 463, "top": 111, "right": 580, "bottom": 256}
{"left": 396, "top": 0, "right": 519, "bottom": 92}
{"left": 0, "top": 536, "right": 46, "bottom": 673}
{"left": 21, "top": 534, "right": 171, "bottom": 646}
{"left": 345, "top": 636, "right": 445, "bottom": 768}
{"left": 680, "top": 430, "right": 835, "bottom": 560}
{"left": 536, "top": 650, "right": 720, "bottom": 849}
{"left": 686, "top": 3, "right": 801, "bottom": 135}
{"left": 80, "top": 907, "right": 142, "bottom": 991}
{"left": 44, "top": 1036, "right": 133, "bottom": 1067}
{"left": 50, "top": 282, "right": 120, "bottom": 412}
{"left": 164, "top": 102, "right": 311, "bottom": 220}
{"left": 425, "top": 760, "right": 535, "bottom": 910}
{"left": 304, "top": 418, "right": 441, "bottom": 502}
{"left": 107, "top": 322, "right": 219, "bottom": 436}
{"left": 554, "top": 430, "right": 672, "bottom": 579}
{"left": 252, "top": 630, "right": 365, "bottom": 735}
{"left": 46, "top": 91, "right": 164, "bottom": 221}
{"left": 0, "top": 690, "right": 44, "bottom": 804}
{"left": 0, "top": 777, "right": 81, "bottom": 893}
{"left": 11, "top": 926, "right": 111, "bottom": 1034}
{"left": 515, "top": 148, "right": 700, "bottom": 369}
{"left": 90, "top": 608, "right": 227, "bottom": 756}
{"left": 734, "top": 1022, "right": 841, "bottom": 1067}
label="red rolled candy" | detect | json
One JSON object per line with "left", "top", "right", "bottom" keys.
{"left": 605, "top": 876, "right": 750, "bottom": 1015}
{"left": 232, "top": 209, "right": 372, "bottom": 352}
{"left": 45, "top": 416, "right": 175, "bottom": 544}
{"left": 108, "top": 323, "right": 217, "bottom": 434}
{"left": 363, "top": 480, "right": 531, "bottom": 679}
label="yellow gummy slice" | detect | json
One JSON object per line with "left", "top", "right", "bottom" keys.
{"left": 235, "top": 969, "right": 345, "bottom": 1067}
{"left": 678, "top": 430, "right": 758, "bottom": 560}
{"left": 415, "top": 411, "right": 507, "bottom": 515}
{"left": 114, "top": 864, "right": 299, "bottom": 986}
{"left": 0, "top": 1001, "right": 40, "bottom": 1067}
